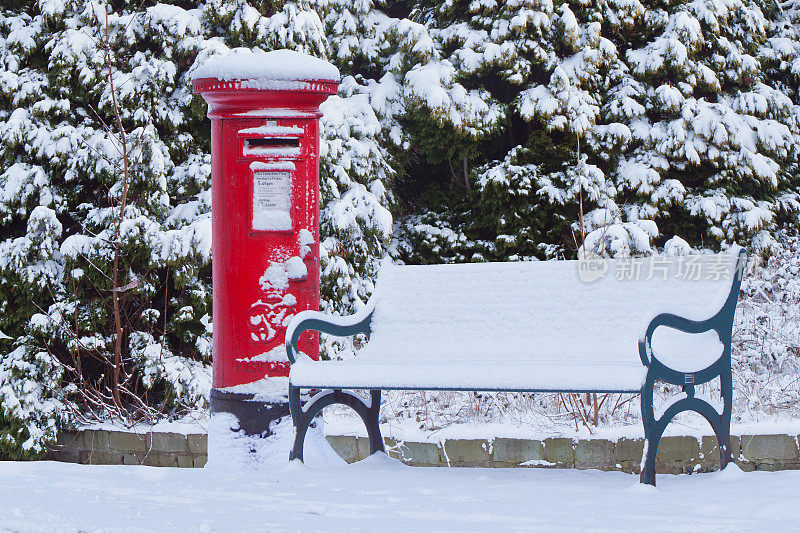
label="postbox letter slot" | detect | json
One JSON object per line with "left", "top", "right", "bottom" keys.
{"left": 243, "top": 137, "right": 302, "bottom": 158}
{"left": 246, "top": 137, "right": 300, "bottom": 148}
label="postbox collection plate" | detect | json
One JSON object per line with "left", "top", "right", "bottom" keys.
{"left": 252, "top": 170, "right": 292, "bottom": 231}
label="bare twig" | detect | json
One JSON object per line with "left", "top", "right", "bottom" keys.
{"left": 576, "top": 134, "right": 587, "bottom": 260}
{"left": 95, "top": 2, "right": 133, "bottom": 409}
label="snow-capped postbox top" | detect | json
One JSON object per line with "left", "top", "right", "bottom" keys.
{"left": 191, "top": 49, "right": 340, "bottom": 117}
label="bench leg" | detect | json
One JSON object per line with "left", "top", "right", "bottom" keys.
{"left": 717, "top": 370, "right": 735, "bottom": 470}
{"left": 288, "top": 384, "right": 306, "bottom": 462}
{"left": 640, "top": 374, "right": 658, "bottom": 486}
{"left": 365, "top": 389, "right": 384, "bottom": 455}
{"left": 288, "top": 386, "right": 384, "bottom": 463}
{"left": 640, "top": 369, "right": 735, "bottom": 485}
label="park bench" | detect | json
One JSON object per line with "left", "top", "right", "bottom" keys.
{"left": 285, "top": 247, "right": 747, "bottom": 485}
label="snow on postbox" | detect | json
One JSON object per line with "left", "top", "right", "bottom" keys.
{"left": 192, "top": 50, "right": 339, "bottom": 434}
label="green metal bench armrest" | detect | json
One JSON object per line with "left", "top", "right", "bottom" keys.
{"left": 285, "top": 307, "right": 374, "bottom": 364}
{"left": 638, "top": 247, "right": 747, "bottom": 368}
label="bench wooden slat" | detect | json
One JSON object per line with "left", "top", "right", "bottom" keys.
{"left": 289, "top": 360, "right": 646, "bottom": 392}
{"left": 290, "top": 254, "right": 738, "bottom": 390}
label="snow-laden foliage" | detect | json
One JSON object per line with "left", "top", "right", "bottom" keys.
{"left": 1, "top": 0, "right": 799, "bottom": 455}
{"left": 0, "top": 343, "right": 70, "bottom": 459}
{"left": 734, "top": 232, "right": 800, "bottom": 415}
{"left": 319, "top": 78, "right": 394, "bottom": 314}
{"left": 317, "top": 77, "right": 395, "bottom": 358}
{"left": 391, "top": 0, "right": 800, "bottom": 261}
{"left": 0, "top": 1, "right": 215, "bottom": 457}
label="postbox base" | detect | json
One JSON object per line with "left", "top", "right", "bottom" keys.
{"left": 210, "top": 388, "right": 289, "bottom": 436}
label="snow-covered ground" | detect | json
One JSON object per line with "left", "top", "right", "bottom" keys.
{"left": 2, "top": 418, "right": 799, "bottom": 532}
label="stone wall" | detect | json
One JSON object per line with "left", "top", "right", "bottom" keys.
{"left": 49, "top": 430, "right": 207, "bottom": 468}
{"left": 325, "top": 433, "right": 800, "bottom": 473}
{"left": 48, "top": 429, "right": 800, "bottom": 473}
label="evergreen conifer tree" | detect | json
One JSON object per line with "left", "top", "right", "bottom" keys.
{"left": 0, "top": 0, "right": 798, "bottom": 456}
{"left": 392, "top": 0, "right": 800, "bottom": 261}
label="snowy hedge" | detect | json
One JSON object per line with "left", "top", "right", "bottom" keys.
{"left": 0, "top": 0, "right": 799, "bottom": 457}
{"left": 390, "top": 0, "right": 800, "bottom": 262}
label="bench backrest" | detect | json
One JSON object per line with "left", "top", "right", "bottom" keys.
{"left": 363, "top": 250, "right": 743, "bottom": 373}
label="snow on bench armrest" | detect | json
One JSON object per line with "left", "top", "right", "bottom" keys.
{"left": 638, "top": 245, "right": 744, "bottom": 329}
{"left": 638, "top": 246, "right": 745, "bottom": 370}
{"left": 285, "top": 303, "right": 375, "bottom": 363}
{"left": 650, "top": 328, "right": 724, "bottom": 373}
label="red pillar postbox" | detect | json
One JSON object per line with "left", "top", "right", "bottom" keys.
{"left": 192, "top": 50, "right": 339, "bottom": 434}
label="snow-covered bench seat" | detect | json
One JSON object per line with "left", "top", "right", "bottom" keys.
{"left": 285, "top": 247, "right": 747, "bottom": 485}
